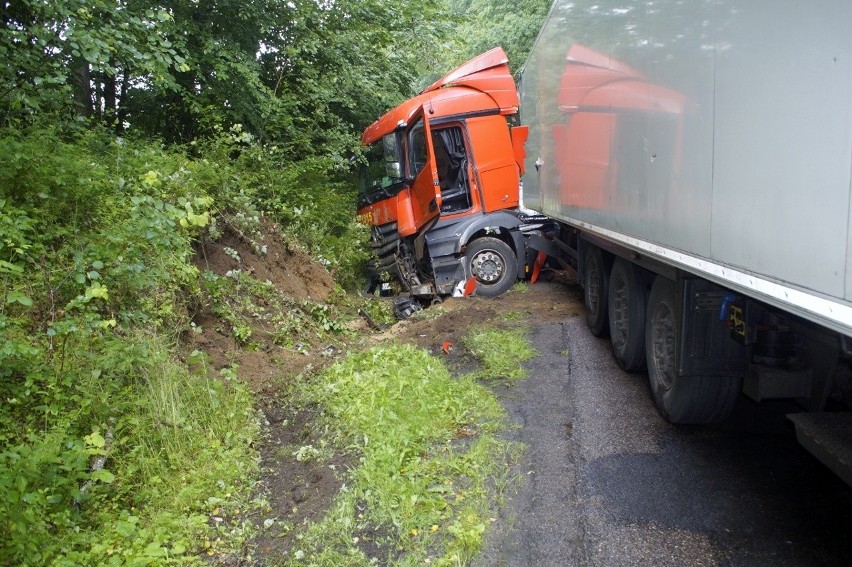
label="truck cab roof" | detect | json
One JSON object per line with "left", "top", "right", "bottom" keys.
{"left": 362, "top": 47, "right": 518, "bottom": 145}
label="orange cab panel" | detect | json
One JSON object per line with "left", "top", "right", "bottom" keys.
{"left": 357, "top": 190, "right": 418, "bottom": 237}
{"left": 511, "top": 125, "right": 529, "bottom": 176}
{"left": 465, "top": 115, "right": 520, "bottom": 212}
{"left": 405, "top": 114, "right": 442, "bottom": 232}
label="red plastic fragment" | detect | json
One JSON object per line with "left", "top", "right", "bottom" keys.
{"left": 463, "top": 277, "right": 478, "bottom": 297}
{"left": 531, "top": 251, "right": 548, "bottom": 284}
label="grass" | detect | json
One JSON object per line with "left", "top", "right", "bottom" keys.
{"left": 510, "top": 281, "right": 529, "bottom": 293}
{"left": 463, "top": 327, "right": 537, "bottom": 382}
{"left": 282, "top": 344, "right": 522, "bottom": 566}
{"left": 96, "top": 348, "right": 259, "bottom": 563}
{"left": 8, "top": 340, "right": 263, "bottom": 566}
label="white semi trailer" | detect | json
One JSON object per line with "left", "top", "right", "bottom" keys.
{"left": 520, "top": 0, "right": 852, "bottom": 483}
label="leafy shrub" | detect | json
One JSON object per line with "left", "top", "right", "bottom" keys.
{"left": 0, "top": 125, "right": 259, "bottom": 564}
{"left": 0, "top": 425, "right": 90, "bottom": 562}
{"left": 0, "top": 118, "right": 368, "bottom": 564}
{"left": 227, "top": 145, "right": 370, "bottom": 291}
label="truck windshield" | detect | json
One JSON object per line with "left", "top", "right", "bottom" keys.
{"left": 359, "top": 133, "right": 405, "bottom": 206}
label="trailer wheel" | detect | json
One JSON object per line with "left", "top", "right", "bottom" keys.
{"left": 645, "top": 276, "right": 739, "bottom": 423}
{"left": 608, "top": 258, "right": 647, "bottom": 372}
{"left": 583, "top": 246, "right": 609, "bottom": 336}
{"left": 465, "top": 237, "right": 517, "bottom": 297}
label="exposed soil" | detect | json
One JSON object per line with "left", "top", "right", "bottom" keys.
{"left": 186, "top": 221, "right": 585, "bottom": 565}
{"left": 187, "top": 219, "right": 350, "bottom": 565}
{"left": 197, "top": 219, "right": 334, "bottom": 303}
{"left": 189, "top": 219, "right": 336, "bottom": 391}
{"left": 383, "top": 271, "right": 584, "bottom": 372}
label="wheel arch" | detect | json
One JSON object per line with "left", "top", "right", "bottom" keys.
{"left": 426, "top": 212, "right": 525, "bottom": 276}
{"left": 465, "top": 226, "right": 521, "bottom": 259}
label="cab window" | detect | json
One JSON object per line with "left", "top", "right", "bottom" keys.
{"left": 408, "top": 118, "right": 428, "bottom": 178}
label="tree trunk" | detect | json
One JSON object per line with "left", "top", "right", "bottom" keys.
{"left": 116, "top": 68, "right": 129, "bottom": 134}
{"left": 103, "top": 64, "right": 117, "bottom": 128}
{"left": 72, "top": 60, "right": 93, "bottom": 117}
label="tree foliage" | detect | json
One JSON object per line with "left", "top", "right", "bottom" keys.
{"left": 2, "top": 0, "right": 550, "bottom": 152}
{"left": 2, "top": 0, "right": 453, "bottom": 157}
{"left": 446, "top": 0, "right": 552, "bottom": 76}
{"left": 1, "top": 1, "right": 185, "bottom": 125}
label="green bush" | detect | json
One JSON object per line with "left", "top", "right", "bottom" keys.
{"left": 0, "top": 117, "right": 371, "bottom": 564}
{"left": 224, "top": 143, "right": 370, "bottom": 291}
{"left": 0, "top": 126, "right": 260, "bottom": 565}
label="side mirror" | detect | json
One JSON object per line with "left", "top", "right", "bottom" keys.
{"left": 386, "top": 161, "right": 402, "bottom": 178}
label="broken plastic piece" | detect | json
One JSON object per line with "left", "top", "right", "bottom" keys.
{"left": 531, "top": 251, "right": 548, "bottom": 284}
{"left": 452, "top": 280, "right": 465, "bottom": 297}
{"left": 393, "top": 297, "right": 422, "bottom": 319}
{"left": 454, "top": 277, "right": 478, "bottom": 297}
{"left": 442, "top": 341, "right": 453, "bottom": 355}
{"left": 463, "top": 277, "right": 477, "bottom": 297}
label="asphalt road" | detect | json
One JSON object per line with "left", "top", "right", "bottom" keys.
{"left": 475, "top": 316, "right": 852, "bottom": 566}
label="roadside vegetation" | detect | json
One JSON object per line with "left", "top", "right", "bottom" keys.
{"left": 464, "top": 327, "right": 538, "bottom": 382}
{"left": 281, "top": 345, "right": 522, "bottom": 565}
{"left": 1, "top": 1, "right": 549, "bottom": 564}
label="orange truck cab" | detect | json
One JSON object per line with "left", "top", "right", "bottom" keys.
{"left": 358, "top": 48, "right": 547, "bottom": 298}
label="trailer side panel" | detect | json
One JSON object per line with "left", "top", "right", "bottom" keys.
{"left": 521, "top": 0, "right": 852, "bottom": 336}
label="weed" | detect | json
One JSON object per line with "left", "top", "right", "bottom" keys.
{"left": 510, "top": 281, "right": 529, "bottom": 292}
{"left": 284, "top": 344, "right": 516, "bottom": 565}
{"left": 499, "top": 310, "right": 526, "bottom": 322}
{"left": 358, "top": 297, "right": 396, "bottom": 328}
{"left": 203, "top": 268, "right": 350, "bottom": 346}
{"left": 291, "top": 441, "right": 333, "bottom": 463}
{"left": 464, "top": 327, "right": 537, "bottom": 381}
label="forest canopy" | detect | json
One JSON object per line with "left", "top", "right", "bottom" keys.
{"left": 2, "top": 0, "right": 549, "bottom": 153}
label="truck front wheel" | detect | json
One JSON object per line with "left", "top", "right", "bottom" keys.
{"left": 465, "top": 237, "right": 517, "bottom": 297}
{"left": 645, "top": 275, "right": 739, "bottom": 423}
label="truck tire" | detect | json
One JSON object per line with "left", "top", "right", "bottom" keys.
{"left": 583, "top": 246, "right": 609, "bottom": 336}
{"left": 465, "top": 237, "right": 517, "bottom": 297}
{"left": 645, "top": 276, "right": 740, "bottom": 423}
{"left": 608, "top": 258, "right": 647, "bottom": 372}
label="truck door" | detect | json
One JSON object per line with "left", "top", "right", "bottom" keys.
{"left": 406, "top": 113, "right": 442, "bottom": 230}
{"left": 432, "top": 125, "right": 474, "bottom": 214}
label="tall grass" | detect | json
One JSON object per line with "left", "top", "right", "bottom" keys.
{"left": 0, "top": 127, "right": 262, "bottom": 564}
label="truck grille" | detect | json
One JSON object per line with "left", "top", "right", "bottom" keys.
{"left": 370, "top": 222, "right": 399, "bottom": 270}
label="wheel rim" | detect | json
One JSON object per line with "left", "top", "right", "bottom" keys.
{"left": 471, "top": 249, "right": 504, "bottom": 283}
{"left": 611, "top": 275, "right": 628, "bottom": 349}
{"left": 650, "top": 302, "right": 676, "bottom": 391}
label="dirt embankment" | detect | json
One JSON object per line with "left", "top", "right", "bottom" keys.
{"left": 186, "top": 219, "right": 584, "bottom": 564}
{"left": 190, "top": 220, "right": 334, "bottom": 389}
{"left": 188, "top": 220, "right": 348, "bottom": 563}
